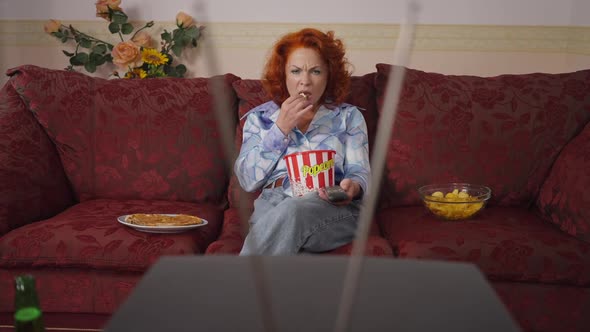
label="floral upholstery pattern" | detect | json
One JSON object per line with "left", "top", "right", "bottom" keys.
{"left": 0, "top": 199, "right": 223, "bottom": 271}
{"left": 2, "top": 63, "right": 590, "bottom": 332}
{"left": 0, "top": 83, "right": 73, "bottom": 236}
{"left": 6, "top": 65, "right": 239, "bottom": 205}
{"left": 378, "top": 206, "right": 590, "bottom": 285}
{"left": 374, "top": 64, "right": 590, "bottom": 208}
{"left": 537, "top": 122, "right": 590, "bottom": 243}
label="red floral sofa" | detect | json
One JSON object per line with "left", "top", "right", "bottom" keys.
{"left": 1, "top": 64, "right": 589, "bottom": 332}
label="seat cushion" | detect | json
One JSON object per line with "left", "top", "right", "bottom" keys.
{"left": 374, "top": 64, "right": 590, "bottom": 209}
{"left": 206, "top": 208, "right": 393, "bottom": 256}
{"left": 537, "top": 121, "right": 590, "bottom": 244}
{"left": 378, "top": 206, "right": 590, "bottom": 285}
{"left": 0, "top": 199, "right": 223, "bottom": 271}
{"left": 6, "top": 65, "right": 239, "bottom": 205}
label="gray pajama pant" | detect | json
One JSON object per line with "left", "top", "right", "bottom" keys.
{"left": 239, "top": 188, "right": 361, "bottom": 255}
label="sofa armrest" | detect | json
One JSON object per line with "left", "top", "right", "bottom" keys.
{"left": 206, "top": 208, "right": 247, "bottom": 255}
{"left": 537, "top": 121, "right": 590, "bottom": 243}
{"left": 0, "top": 82, "right": 74, "bottom": 235}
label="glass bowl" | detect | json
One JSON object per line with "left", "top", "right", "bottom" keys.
{"left": 417, "top": 183, "right": 491, "bottom": 220}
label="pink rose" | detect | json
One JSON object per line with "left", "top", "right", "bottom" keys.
{"left": 112, "top": 41, "right": 143, "bottom": 68}
{"left": 44, "top": 19, "right": 61, "bottom": 34}
{"left": 176, "top": 11, "right": 195, "bottom": 28}
{"left": 95, "top": 0, "right": 122, "bottom": 20}
{"left": 131, "top": 31, "right": 152, "bottom": 48}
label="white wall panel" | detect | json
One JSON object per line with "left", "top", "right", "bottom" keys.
{"left": 1, "top": 0, "right": 589, "bottom": 25}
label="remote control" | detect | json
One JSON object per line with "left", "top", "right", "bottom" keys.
{"left": 325, "top": 186, "right": 349, "bottom": 202}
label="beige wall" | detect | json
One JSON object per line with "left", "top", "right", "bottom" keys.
{"left": 1, "top": 20, "right": 589, "bottom": 85}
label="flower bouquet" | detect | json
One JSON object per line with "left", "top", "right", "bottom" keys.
{"left": 44, "top": 0, "right": 204, "bottom": 78}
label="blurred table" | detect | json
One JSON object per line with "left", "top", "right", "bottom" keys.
{"left": 104, "top": 256, "right": 521, "bottom": 332}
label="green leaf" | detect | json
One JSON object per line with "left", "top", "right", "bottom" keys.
{"left": 95, "top": 55, "right": 107, "bottom": 66}
{"left": 70, "top": 53, "right": 88, "bottom": 66}
{"left": 52, "top": 31, "right": 63, "bottom": 39}
{"left": 161, "top": 31, "right": 172, "bottom": 43}
{"left": 108, "top": 23, "right": 120, "bottom": 34}
{"left": 163, "top": 65, "right": 176, "bottom": 77}
{"left": 171, "top": 44, "right": 183, "bottom": 57}
{"left": 121, "top": 23, "right": 134, "bottom": 35}
{"left": 61, "top": 36, "right": 68, "bottom": 43}
{"left": 104, "top": 54, "right": 113, "bottom": 63}
{"left": 111, "top": 11, "right": 128, "bottom": 24}
{"left": 62, "top": 50, "right": 75, "bottom": 57}
{"left": 191, "top": 39, "right": 197, "bottom": 47}
{"left": 185, "top": 26, "right": 200, "bottom": 39}
{"left": 175, "top": 64, "right": 187, "bottom": 77}
{"left": 71, "top": 53, "right": 89, "bottom": 65}
{"left": 89, "top": 52, "right": 102, "bottom": 62}
{"left": 80, "top": 38, "right": 92, "bottom": 48}
{"left": 84, "top": 61, "right": 97, "bottom": 73}
{"left": 181, "top": 34, "right": 192, "bottom": 47}
{"left": 93, "top": 44, "right": 107, "bottom": 55}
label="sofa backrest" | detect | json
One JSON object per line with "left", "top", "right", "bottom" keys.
{"left": 0, "top": 82, "right": 74, "bottom": 235}
{"left": 7, "top": 65, "right": 240, "bottom": 206}
{"left": 537, "top": 120, "right": 590, "bottom": 243}
{"left": 374, "top": 64, "right": 590, "bottom": 209}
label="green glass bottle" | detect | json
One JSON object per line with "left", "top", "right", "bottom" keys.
{"left": 14, "top": 275, "right": 45, "bottom": 332}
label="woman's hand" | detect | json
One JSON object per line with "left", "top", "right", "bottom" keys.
{"left": 276, "top": 94, "right": 314, "bottom": 135}
{"left": 318, "top": 178, "right": 361, "bottom": 205}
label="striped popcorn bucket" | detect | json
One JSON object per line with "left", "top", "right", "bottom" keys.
{"left": 284, "top": 150, "right": 336, "bottom": 197}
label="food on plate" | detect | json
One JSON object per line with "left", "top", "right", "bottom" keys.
{"left": 125, "top": 214, "right": 204, "bottom": 226}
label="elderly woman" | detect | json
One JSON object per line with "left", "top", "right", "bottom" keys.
{"left": 235, "top": 28, "right": 371, "bottom": 255}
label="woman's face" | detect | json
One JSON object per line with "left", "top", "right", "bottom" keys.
{"left": 285, "top": 47, "right": 328, "bottom": 106}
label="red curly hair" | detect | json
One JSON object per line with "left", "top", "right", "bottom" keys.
{"left": 262, "top": 28, "right": 351, "bottom": 107}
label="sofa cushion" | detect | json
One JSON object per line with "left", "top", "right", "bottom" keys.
{"left": 0, "top": 199, "right": 223, "bottom": 271}
{"left": 6, "top": 65, "right": 239, "bottom": 205}
{"left": 378, "top": 206, "right": 590, "bottom": 286}
{"left": 0, "top": 83, "right": 74, "bottom": 235}
{"left": 206, "top": 207, "right": 393, "bottom": 256}
{"left": 537, "top": 121, "right": 590, "bottom": 243}
{"left": 228, "top": 74, "right": 379, "bottom": 208}
{"left": 374, "top": 64, "right": 590, "bottom": 208}
{"left": 0, "top": 269, "right": 139, "bottom": 315}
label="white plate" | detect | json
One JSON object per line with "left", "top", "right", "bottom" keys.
{"left": 117, "top": 214, "right": 208, "bottom": 233}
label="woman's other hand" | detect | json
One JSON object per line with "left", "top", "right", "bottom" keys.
{"left": 276, "top": 94, "right": 314, "bottom": 135}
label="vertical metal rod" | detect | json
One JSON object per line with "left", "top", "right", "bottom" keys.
{"left": 193, "top": 2, "right": 278, "bottom": 332}
{"left": 332, "top": 2, "right": 420, "bottom": 332}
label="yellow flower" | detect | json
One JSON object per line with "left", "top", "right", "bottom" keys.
{"left": 124, "top": 68, "right": 147, "bottom": 79}
{"left": 141, "top": 48, "right": 168, "bottom": 66}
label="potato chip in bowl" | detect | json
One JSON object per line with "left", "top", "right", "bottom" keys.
{"left": 418, "top": 183, "right": 491, "bottom": 220}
